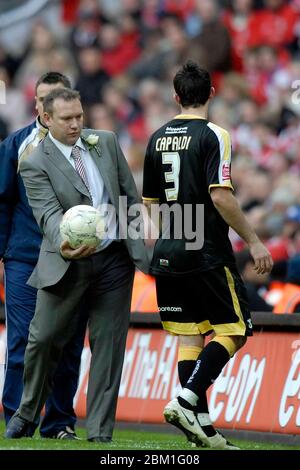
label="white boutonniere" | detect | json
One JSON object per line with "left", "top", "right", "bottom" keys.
{"left": 84, "top": 133, "right": 101, "bottom": 157}
{"left": 86, "top": 134, "right": 99, "bottom": 145}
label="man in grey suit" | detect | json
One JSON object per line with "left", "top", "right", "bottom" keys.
{"left": 6, "top": 88, "right": 149, "bottom": 442}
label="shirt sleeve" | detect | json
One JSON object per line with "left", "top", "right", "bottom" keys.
{"left": 205, "top": 123, "right": 234, "bottom": 193}
{"left": 142, "top": 139, "right": 160, "bottom": 202}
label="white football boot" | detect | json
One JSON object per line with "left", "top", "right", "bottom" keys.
{"left": 164, "top": 400, "right": 240, "bottom": 450}
{"left": 196, "top": 413, "right": 240, "bottom": 450}
{"left": 163, "top": 398, "right": 209, "bottom": 447}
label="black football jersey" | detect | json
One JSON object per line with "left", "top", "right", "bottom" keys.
{"left": 143, "top": 114, "right": 236, "bottom": 276}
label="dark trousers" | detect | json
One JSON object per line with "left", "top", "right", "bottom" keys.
{"left": 3, "top": 260, "right": 87, "bottom": 435}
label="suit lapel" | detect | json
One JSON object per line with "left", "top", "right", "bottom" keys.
{"left": 43, "top": 136, "right": 91, "bottom": 200}
{"left": 81, "top": 131, "right": 117, "bottom": 207}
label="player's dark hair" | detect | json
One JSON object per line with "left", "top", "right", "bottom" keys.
{"left": 43, "top": 88, "right": 81, "bottom": 115}
{"left": 173, "top": 61, "right": 211, "bottom": 108}
{"left": 35, "top": 72, "right": 71, "bottom": 92}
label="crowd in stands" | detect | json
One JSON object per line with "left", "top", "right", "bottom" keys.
{"left": 1, "top": 0, "right": 300, "bottom": 314}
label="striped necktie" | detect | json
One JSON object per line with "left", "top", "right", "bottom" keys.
{"left": 71, "top": 145, "right": 91, "bottom": 196}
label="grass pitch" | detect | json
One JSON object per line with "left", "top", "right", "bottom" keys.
{"left": 0, "top": 421, "right": 299, "bottom": 450}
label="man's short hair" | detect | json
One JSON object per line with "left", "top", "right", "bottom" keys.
{"left": 35, "top": 72, "right": 71, "bottom": 92}
{"left": 43, "top": 88, "right": 81, "bottom": 115}
{"left": 173, "top": 61, "right": 211, "bottom": 108}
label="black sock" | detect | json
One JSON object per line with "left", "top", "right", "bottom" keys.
{"left": 178, "top": 342, "right": 229, "bottom": 439}
{"left": 178, "top": 360, "right": 196, "bottom": 388}
{"left": 177, "top": 364, "right": 208, "bottom": 414}
{"left": 186, "top": 341, "right": 230, "bottom": 400}
{"left": 195, "top": 391, "right": 209, "bottom": 414}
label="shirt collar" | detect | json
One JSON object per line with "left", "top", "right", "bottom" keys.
{"left": 36, "top": 117, "right": 48, "bottom": 132}
{"left": 173, "top": 114, "right": 206, "bottom": 120}
{"left": 48, "top": 133, "right": 86, "bottom": 159}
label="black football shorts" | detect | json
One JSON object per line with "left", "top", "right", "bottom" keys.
{"left": 155, "top": 265, "right": 252, "bottom": 337}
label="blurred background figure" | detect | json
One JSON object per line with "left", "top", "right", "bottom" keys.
{"left": 235, "top": 249, "right": 273, "bottom": 311}
{"left": 273, "top": 254, "right": 300, "bottom": 313}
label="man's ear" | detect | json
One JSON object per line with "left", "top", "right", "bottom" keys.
{"left": 209, "top": 87, "right": 216, "bottom": 99}
{"left": 173, "top": 93, "right": 181, "bottom": 105}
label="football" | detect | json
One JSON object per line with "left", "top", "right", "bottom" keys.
{"left": 60, "top": 205, "right": 106, "bottom": 249}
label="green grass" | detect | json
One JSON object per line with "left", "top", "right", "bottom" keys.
{"left": 0, "top": 421, "right": 299, "bottom": 450}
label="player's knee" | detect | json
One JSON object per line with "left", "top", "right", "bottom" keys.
{"left": 178, "top": 334, "right": 204, "bottom": 348}
{"left": 212, "top": 335, "right": 247, "bottom": 357}
{"left": 232, "top": 335, "right": 247, "bottom": 351}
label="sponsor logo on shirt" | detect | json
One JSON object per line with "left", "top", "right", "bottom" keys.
{"left": 222, "top": 161, "right": 231, "bottom": 181}
{"left": 159, "top": 306, "right": 183, "bottom": 312}
{"left": 165, "top": 126, "right": 188, "bottom": 134}
{"left": 160, "top": 259, "right": 169, "bottom": 267}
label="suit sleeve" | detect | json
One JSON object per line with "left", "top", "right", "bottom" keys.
{"left": 204, "top": 126, "right": 234, "bottom": 193}
{"left": 19, "top": 155, "right": 63, "bottom": 253}
{"left": 0, "top": 135, "right": 18, "bottom": 258}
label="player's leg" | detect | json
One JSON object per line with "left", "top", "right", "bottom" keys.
{"left": 170, "top": 266, "right": 251, "bottom": 449}
{"left": 155, "top": 275, "right": 208, "bottom": 447}
{"left": 155, "top": 274, "right": 206, "bottom": 385}
{"left": 178, "top": 334, "right": 204, "bottom": 390}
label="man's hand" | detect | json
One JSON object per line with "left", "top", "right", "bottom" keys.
{"left": 249, "top": 241, "right": 273, "bottom": 274}
{"left": 60, "top": 240, "right": 96, "bottom": 259}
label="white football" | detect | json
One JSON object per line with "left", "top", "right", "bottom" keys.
{"left": 60, "top": 205, "right": 106, "bottom": 249}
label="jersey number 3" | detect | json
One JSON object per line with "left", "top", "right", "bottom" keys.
{"left": 162, "top": 152, "right": 180, "bottom": 201}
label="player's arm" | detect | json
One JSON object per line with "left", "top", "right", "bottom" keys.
{"left": 205, "top": 125, "right": 273, "bottom": 275}
{"left": 0, "top": 135, "right": 18, "bottom": 260}
{"left": 210, "top": 187, "right": 273, "bottom": 274}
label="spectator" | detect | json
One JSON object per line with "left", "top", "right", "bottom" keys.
{"left": 274, "top": 254, "right": 300, "bottom": 313}
{"left": 236, "top": 249, "right": 273, "bottom": 311}
{"left": 75, "top": 46, "right": 110, "bottom": 107}
{"left": 0, "top": 66, "right": 28, "bottom": 132}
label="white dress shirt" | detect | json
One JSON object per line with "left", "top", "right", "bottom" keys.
{"left": 49, "top": 132, "right": 118, "bottom": 250}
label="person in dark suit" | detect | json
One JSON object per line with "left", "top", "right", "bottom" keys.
{"left": 6, "top": 88, "right": 149, "bottom": 442}
{"left": 0, "top": 72, "right": 87, "bottom": 440}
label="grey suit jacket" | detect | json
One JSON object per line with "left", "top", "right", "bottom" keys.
{"left": 19, "top": 129, "right": 149, "bottom": 289}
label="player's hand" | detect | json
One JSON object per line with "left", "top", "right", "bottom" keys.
{"left": 60, "top": 240, "right": 96, "bottom": 259}
{"left": 249, "top": 241, "right": 273, "bottom": 274}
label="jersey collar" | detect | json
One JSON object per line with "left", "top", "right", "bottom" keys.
{"left": 173, "top": 114, "right": 206, "bottom": 120}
